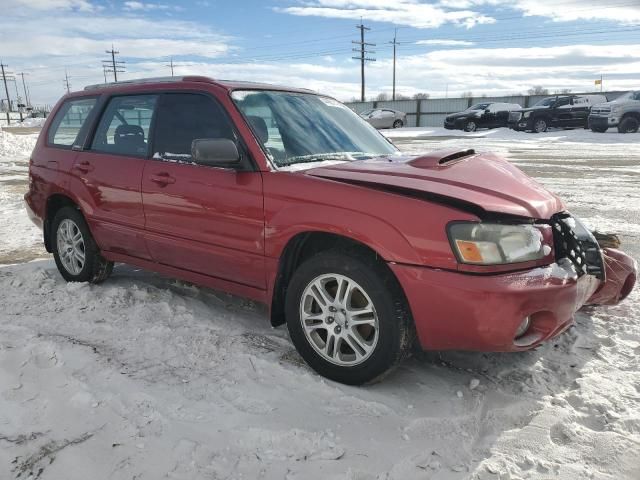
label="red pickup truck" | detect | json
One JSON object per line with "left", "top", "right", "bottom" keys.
{"left": 25, "top": 76, "right": 636, "bottom": 384}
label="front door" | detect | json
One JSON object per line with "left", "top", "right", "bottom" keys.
{"left": 142, "top": 92, "right": 265, "bottom": 289}
{"left": 553, "top": 97, "right": 574, "bottom": 127}
{"left": 72, "top": 94, "right": 158, "bottom": 260}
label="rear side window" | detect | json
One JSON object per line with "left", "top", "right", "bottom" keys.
{"left": 90, "top": 95, "right": 158, "bottom": 156}
{"left": 152, "top": 93, "right": 236, "bottom": 163}
{"left": 47, "top": 97, "right": 97, "bottom": 147}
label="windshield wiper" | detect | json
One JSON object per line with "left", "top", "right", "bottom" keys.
{"left": 279, "top": 151, "right": 376, "bottom": 167}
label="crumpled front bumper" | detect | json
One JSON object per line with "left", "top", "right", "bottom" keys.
{"left": 390, "top": 247, "right": 636, "bottom": 352}
{"left": 587, "top": 248, "right": 637, "bottom": 305}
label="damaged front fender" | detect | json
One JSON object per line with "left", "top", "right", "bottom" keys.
{"left": 587, "top": 248, "right": 637, "bottom": 305}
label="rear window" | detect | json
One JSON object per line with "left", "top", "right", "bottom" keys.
{"left": 90, "top": 95, "right": 158, "bottom": 157}
{"left": 47, "top": 97, "right": 97, "bottom": 147}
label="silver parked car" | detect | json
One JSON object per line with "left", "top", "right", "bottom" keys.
{"left": 360, "top": 108, "right": 406, "bottom": 129}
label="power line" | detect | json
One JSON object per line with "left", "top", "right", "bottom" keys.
{"left": 166, "top": 57, "right": 175, "bottom": 76}
{"left": 389, "top": 29, "right": 400, "bottom": 101}
{"left": 102, "top": 45, "right": 126, "bottom": 82}
{"left": 18, "top": 72, "right": 30, "bottom": 107}
{"left": 63, "top": 69, "right": 71, "bottom": 94}
{"left": 0, "top": 61, "right": 13, "bottom": 112}
{"left": 352, "top": 20, "right": 376, "bottom": 102}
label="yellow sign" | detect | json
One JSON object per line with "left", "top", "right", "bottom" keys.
{"left": 595, "top": 79, "right": 602, "bottom": 85}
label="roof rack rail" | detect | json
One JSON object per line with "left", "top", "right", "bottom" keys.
{"left": 84, "top": 75, "right": 215, "bottom": 91}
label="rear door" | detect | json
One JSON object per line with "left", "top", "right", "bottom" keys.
{"left": 569, "top": 96, "right": 591, "bottom": 127}
{"left": 72, "top": 94, "right": 158, "bottom": 259}
{"left": 142, "top": 92, "right": 265, "bottom": 288}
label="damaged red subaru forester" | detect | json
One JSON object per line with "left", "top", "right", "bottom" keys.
{"left": 25, "top": 77, "right": 637, "bottom": 384}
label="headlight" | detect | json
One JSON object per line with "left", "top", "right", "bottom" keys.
{"left": 610, "top": 105, "right": 622, "bottom": 113}
{"left": 523, "top": 111, "right": 531, "bottom": 119}
{"left": 448, "top": 223, "right": 548, "bottom": 265}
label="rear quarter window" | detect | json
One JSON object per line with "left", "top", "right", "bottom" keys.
{"left": 47, "top": 97, "right": 98, "bottom": 148}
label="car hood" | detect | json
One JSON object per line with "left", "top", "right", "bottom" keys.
{"left": 304, "top": 149, "right": 564, "bottom": 219}
{"left": 447, "top": 111, "right": 478, "bottom": 119}
{"left": 517, "top": 105, "right": 550, "bottom": 113}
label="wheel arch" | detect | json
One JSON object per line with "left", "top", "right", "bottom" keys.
{"left": 44, "top": 193, "right": 80, "bottom": 252}
{"left": 269, "top": 231, "right": 407, "bottom": 327}
{"left": 621, "top": 111, "right": 640, "bottom": 121}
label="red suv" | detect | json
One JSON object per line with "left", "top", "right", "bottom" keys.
{"left": 25, "top": 76, "right": 636, "bottom": 384}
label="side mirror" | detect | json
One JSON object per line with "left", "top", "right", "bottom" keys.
{"left": 191, "top": 138, "right": 240, "bottom": 168}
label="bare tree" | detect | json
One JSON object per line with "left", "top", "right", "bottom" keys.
{"left": 554, "top": 88, "right": 572, "bottom": 94}
{"left": 528, "top": 86, "right": 549, "bottom": 95}
{"left": 412, "top": 92, "right": 430, "bottom": 99}
{"left": 376, "top": 92, "right": 389, "bottom": 101}
{"left": 461, "top": 91, "right": 474, "bottom": 98}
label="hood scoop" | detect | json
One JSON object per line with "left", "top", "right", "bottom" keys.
{"left": 409, "top": 149, "right": 476, "bottom": 169}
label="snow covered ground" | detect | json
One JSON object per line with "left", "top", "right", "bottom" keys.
{"left": 0, "top": 127, "right": 638, "bottom": 479}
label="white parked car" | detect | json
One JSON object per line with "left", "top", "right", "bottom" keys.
{"left": 359, "top": 108, "right": 407, "bottom": 129}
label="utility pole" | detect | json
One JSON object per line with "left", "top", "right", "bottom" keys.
{"left": 19, "top": 72, "right": 30, "bottom": 107}
{"left": 63, "top": 69, "right": 72, "bottom": 94}
{"left": 1, "top": 61, "right": 13, "bottom": 112}
{"left": 102, "top": 64, "right": 108, "bottom": 84}
{"left": 352, "top": 20, "right": 375, "bottom": 102}
{"left": 389, "top": 28, "right": 399, "bottom": 101}
{"left": 166, "top": 57, "right": 175, "bottom": 76}
{"left": 102, "top": 45, "right": 126, "bottom": 82}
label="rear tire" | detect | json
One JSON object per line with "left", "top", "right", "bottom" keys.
{"left": 285, "top": 250, "right": 414, "bottom": 385}
{"left": 51, "top": 206, "right": 113, "bottom": 283}
{"left": 392, "top": 119, "right": 403, "bottom": 129}
{"left": 618, "top": 117, "right": 639, "bottom": 134}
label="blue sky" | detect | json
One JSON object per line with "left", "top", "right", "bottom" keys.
{"left": 1, "top": 0, "right": 639, "bottom": 105}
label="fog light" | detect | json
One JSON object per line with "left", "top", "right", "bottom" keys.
{"left": 515, "top": 316, "right": 531, "bottom": 338}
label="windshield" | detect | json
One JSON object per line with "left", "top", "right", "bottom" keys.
{"left": 616, "top": 91, "right": 640, "bottom": 101}
{"left": 533, "top": 97, "right": 558, "bottom": 107}
{"left": 467, "top": 103, "right": 490, "bottom": 111}
{"left": 231, "top": 90, "right": 398, "bottom": 168}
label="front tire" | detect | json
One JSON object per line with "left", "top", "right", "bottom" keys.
{"left": 52, "top": 206, "right": 113, "bottom": 283}
{"left": 532, "top": 118, "right": 548, "bottom": 133}
{"left": 464, "top": 120, "right": 477, "bottom": 132}
{"left": 618, "top": 117, "right": 639, "bottom": 134}
{"left": 285, "top": 251, "right": 414, "bottom": 385}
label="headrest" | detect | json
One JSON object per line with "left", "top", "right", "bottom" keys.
{"left": 247, "top": 116, "right": 269, "bottom": 144}
{"left": 113, "top": 125, "right": 144, "bottom": 144}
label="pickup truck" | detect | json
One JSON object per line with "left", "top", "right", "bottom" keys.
{"left": 508, "top": 95, "right": 607, "bottom": 133}
{"left": 589, "top": 91, "right": 640, "bottom": 133}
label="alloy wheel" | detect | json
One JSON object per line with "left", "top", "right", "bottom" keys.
{"left": 299, "top": 273, "right": 379, "bottom": 366}
{"left": 56, "top": 218, "right": 86, "bottom": 275}
{"left": 534, "top": 119, "right": 548, "bottom": 133}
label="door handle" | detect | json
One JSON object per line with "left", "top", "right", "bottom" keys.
{"left": 150, "top": 173, "right": 176, "bottom": 185}
{"left": 74, "top": 161, "right": 94, "bottom": 173}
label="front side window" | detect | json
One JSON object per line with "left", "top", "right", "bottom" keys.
{"left": 231, "top": 90, "right": 397, "bottom": 168}
{"left": 47, "top": 97, "right": 97, "bottom": 147}
{"left": 534, "top": 97, "right": 557, "bottom": 107}
{"left": 152, "top": 93, "right": 236, "bottom": 163}
{"left": 91, "top": 95, "right": 158, "bottom": 156}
